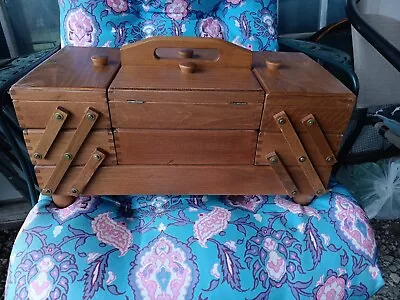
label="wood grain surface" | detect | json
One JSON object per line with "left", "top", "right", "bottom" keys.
{"left": 36, "top": 165, "right": 331, "bottom": 196}
{"left": 109, "top": 101, "right": 263, "bottom": 129}
{"left": 115, "top": 129, "right": 258, "bottom": 165}
{"left": 24, "top": 129, "right": 116, "bottom": 166}
{"left": 13, "top": 100, "right": 111, "bottom": 129}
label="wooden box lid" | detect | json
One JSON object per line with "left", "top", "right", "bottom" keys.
{"left": 252, "top": 52, "right": 356, "bottom": 106}
{"left": 109, "top": 37, "right": 263, "bottom": 101}
{"left": 10, "top": 47, "right": 120, "bottom": 102}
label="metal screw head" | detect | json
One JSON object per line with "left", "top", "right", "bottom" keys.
{"left": 43, "top": 188, "right": 52, "bottom": 195}
{"left": 54, "top": 113, "right": 64, "bottom": 121}
{"left": 307, "top": 118, "right": 316, "bottom": 126}
{"left": 93, "top": 154, "right": 101, "bottom": 160}
{"left": 326, "top": 156, "right": 334, "bottom": 164}
{"left": 277, "top": 117, "right": 286, "bottom": 125}
{"left": 316, "top": 189, "right": 323, "bottom": 195}
{"left": 268, "top": 156, "right": 278, "bottom": 164}
{"left": 298, "top": 156, "right": 307, "bottom": 163}
{"left": 33, "top": 153, "right": 42, "bottom": 160}
{"left": 291, "top": 190, "right": 298, "bottom": 195}
{"left": 87, "top": 113, "right": 96, "bottom": 121}
{"left": 64, "top": 153, "right": 73, "bottom": 160}
{"left": 71, "top": 188, "right": 79, "bottom": 194}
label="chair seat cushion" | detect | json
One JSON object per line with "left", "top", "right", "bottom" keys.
{"left": 6, "top": 183, "right": 384, "bottom": 299}
{"left": 58, "top": 0, "right": 278, "bottom": 51}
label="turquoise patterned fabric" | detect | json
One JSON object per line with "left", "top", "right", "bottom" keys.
{"left": 6, "top": 183, "right": 384, "bottom": 299}
{"left": 58, "top": 0, "right": 278, "bottom": 51}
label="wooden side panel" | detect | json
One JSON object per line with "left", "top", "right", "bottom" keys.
{"left": 24, "top": 130, "right": 116, "bottom": 166}
{"left": 35, "top": 165, "right": 331, "bottom": 196}
{"left": 261, "top": 104, "right": 353, "bottom": 133}
{"left": 108, "top": 90, "right": 265, "bottom": 104}
{"left": 115, "top": 130, "right": 258, "bottom": 165}
{"left": 109, "top": 102, "right": 263, "bottom": 129}
{"left": 13, "top": 100, "right": 111, "bottom": 129}
{"left": 256, "top": 132, "right": 342, "bottom": 166}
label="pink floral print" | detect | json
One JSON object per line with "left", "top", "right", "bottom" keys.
{"left": 66, "top": 7, "right": 98, "bottom": 47}
{"left": 199, "top": 17, "right": 224, "bottom": 38}
{"left": 106, "top": 0, "right": 128, "bottom": 13}
{"left": 166, "top": 0, "right": 189, "bottom": 21}
{"left": 227, "top": 0, "right": 242, "bottom": 5}
{"left": 331, "top": 195, "right": 376, "bottom": 261}
{"left": 275, "top": 196, "right": 321, "bottom": 220}
{"left": 194, "top": 207, "right": 231, "bottom": 247}
{"left": 316, "top": 276, "right": 346, "bottom": 300}
{"left": 92, "top": 213, "right": 132, "bottom": 256}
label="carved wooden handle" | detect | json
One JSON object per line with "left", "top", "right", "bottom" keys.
{"left": 178, "top": 49, "right": 194, "bottom": 59}
{"left": 120, "top": 36, "right": 252, "bottom": 69}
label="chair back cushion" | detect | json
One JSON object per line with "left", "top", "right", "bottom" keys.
{"left": 59, "top": 0, "right": 278, "bottom": 51}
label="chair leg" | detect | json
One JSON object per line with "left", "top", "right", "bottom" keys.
{"left": 336, "top": 108, "right": 368, "bottom": 166}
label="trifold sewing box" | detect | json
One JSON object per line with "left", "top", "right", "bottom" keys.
{"left": 10, "top": 37, "right": 355, "bottom": 207}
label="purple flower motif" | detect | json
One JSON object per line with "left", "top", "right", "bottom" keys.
{"left": 129, "top": 232, "right": 200, "bottom": 300}
{"left": 313, "top": 269, "right": 348, "bottom": 300}
{"left": 199, "top": 17, "right": 225, "bottom": 39}
{"left": 14, "top": 244, "right": 77, "bottom": 300}
{"left": 245, "top": 226, "right": 303, "bottom": 291}
{"left": 329, "top": 194, "right": 377, "bottom": 262}
{"left": 64, "top": 6, "right": 101, "bottom": 47}
{"left": 165, "top": 0, "right": 189, "bottom": 20}
{"left": 106, "top": 0, "right": 128, "bottom": 13}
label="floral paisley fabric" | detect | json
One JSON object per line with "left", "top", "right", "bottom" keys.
{"left": 6, "top": 183, "right": 384, "bottom": 299}
{"left": 58, "top": 0, "right": 278, "bottom": 51}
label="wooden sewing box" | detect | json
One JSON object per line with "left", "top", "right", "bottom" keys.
{"left": 10, "top": 37, "right": 355, "bottom": 207}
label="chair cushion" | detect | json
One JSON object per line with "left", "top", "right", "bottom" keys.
{"left": 58, "top": 0, "right": 278, "bottom": 51}
{"left": 5, "top": 183, "right": 384, "bottom": 299}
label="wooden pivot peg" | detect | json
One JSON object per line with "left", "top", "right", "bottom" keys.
{"left": 52, "top": 195, "right": 75, "bottom": 208}
{"left": 91, "top": 55, "right": 108, "bottom": 66}
{"left": 178, "top": 49, "right": 194, "bottom": 58}
{"left": 266, "top": 59, "right": 282, "bottom": 71}
{"left": 179, "top": 62, "right": 196, "bottom": 74}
